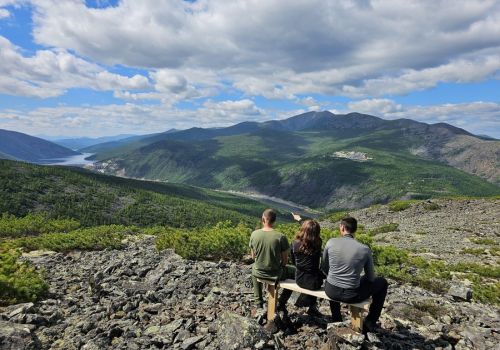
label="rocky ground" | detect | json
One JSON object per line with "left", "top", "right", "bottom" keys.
{"left": 340, "top": 198, "right": 500, "bottom": 265}
{"left": 1, "top": 233, "right": 499, "bottom": 350}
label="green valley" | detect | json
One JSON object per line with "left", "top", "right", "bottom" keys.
{"left": 88, "top": 112, "right": 500, "bottom": 210}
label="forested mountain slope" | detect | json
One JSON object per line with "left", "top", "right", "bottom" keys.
{"left": 0, "top": 129, "right": 79, "bottom": 162}
{"left": 87, "top": 112, "right": 500, "bottom": 209}
{"left": 0, "top": 160, "right": 266, "bottom": 227}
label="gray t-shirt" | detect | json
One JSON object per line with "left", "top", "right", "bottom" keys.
{"left": 321, "top": 235, "right": 375, "bottom": 289}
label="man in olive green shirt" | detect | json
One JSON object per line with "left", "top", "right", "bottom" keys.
{"left": 249, "top": 209, "right": 295, "bottom": 312}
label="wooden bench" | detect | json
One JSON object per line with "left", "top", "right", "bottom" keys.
{"left": 257, "top": 278, "right": 370, "bottom": 332}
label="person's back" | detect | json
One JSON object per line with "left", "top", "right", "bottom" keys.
{"left": 251, "top": 228, "right": 289, "bottom": 279}
{"left": 249, "top": 209, "right": 295, "bottom": 315}
{"left": 322, "top": 217, "right": 388, "bottom": 332}
{"left": 323, "top": 236, "right": 373, "bottom": 289}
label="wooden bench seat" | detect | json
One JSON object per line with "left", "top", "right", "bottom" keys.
{"left": 257, "top": 278, "right": 370, "bottom": 332}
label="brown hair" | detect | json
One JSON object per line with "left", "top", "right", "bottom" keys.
{"left": 295, "top": 220, "right": 322, "bottom": 255}
{"left": 262, "top": 208, "right": 277, "bottom": 225}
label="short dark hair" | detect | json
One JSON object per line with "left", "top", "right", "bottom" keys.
{"left": 341, "top": 217, "right": 357, "bottom": 233}
{"left": 262, "top": 209, "right": 277, "bottom": 224}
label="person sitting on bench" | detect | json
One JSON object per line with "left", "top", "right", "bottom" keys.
{"left": 291, "top": 218, "right": 339, "bottom": 319}
{"left": 249, "top": 209, "right": 296, "bottom": 316}
{"left": 322, "top": 216, "right": 388, "bottom": 332}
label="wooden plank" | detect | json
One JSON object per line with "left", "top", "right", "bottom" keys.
{"left": 350, "top": 306, "right": 364, "bottom": 332}
{"left": 267, "top": 284, "right": 277, "bottom": 321}
{"left": 257, "top": 278, "right": 370, "bottom": 310}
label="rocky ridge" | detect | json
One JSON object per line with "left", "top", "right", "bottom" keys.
{"left": 1, "top": 234, "right": 499, "bottom": 349}
{"left": 348, "top": 198, "right": 500, "bottom": 265}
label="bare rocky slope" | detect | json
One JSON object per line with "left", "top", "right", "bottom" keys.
{"left": 345, "top": 198, "right": 500, "bottom": 265}
{"left": 1, "top": 198, "right": 499, "bottom": 350}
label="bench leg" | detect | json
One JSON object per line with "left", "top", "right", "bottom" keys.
{"left": 350, "top": 306, "right": 364, "bottom": 333}
{"left": 267, "top": 284, "right": 278, "bottom": 321}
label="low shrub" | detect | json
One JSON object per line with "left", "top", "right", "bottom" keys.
{"left": 329, "top": 211, "right": 350, "bottom": 223}
{"left": 471, "top": 238, "right": 497, "bottom": 246}
{"left": 368, "top": 223, "right": 399, "bottom": 236}
{"left": 4, "top": 225, "right": 132, "bottom": 252}
{"left": 0, "top": 248, "right": 48, "bottom": 305}
{"left": 461, "top": 247, "right": 486, "bottom": 256}
{"left": 156, "top": 221, "right": 251, "bottom": 260}
{"left": 422, "top": 202, "right": 440, "bottom": 211}
{"left": 0, "top": 213, "right": 80, "bottom": 238}
{"left": 388, "top": 200, "right": 415, "bottom": 212}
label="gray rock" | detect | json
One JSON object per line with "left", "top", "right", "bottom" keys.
{"left": 145, "top": 258, "right": 173, "bottom": 285}
{"left": 324, "top": 322, "right": 365, "bottom": 349}
{"left": 216, "top": 311, "right": 270, "bottom": 349}
{"left": 448, "top": 284, "right": 472, "bottom": 301}
{"left": 7, "top": 302, "right": 35, "bottom": 319}
{"left": 181, "top": 335, "right": 204, "bottom": 350}
{"left": 0, "top": 320, "right": 39, "bottom": 350}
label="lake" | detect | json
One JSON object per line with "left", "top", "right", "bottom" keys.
{"left": 41, "top": 153, "right": 96, "bottom": 166}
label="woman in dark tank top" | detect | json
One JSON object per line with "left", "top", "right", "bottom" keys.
{"left": 291, "top": 219, "right": 325, "bottom": 316}
{"left": 291, "top": 218, "right": 341, "bottom": 320}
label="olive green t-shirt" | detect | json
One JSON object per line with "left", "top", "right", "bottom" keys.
{"left": 249, "top": 228, "right": 290, "bottom": 279}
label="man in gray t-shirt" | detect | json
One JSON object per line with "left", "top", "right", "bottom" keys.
{"left": 322, "top": 217, "right": 388, "bottom": 332}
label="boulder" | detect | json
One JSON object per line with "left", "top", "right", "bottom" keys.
{"left": 447, "top": 284, "right": 472, "bottom": 302}
{"left": 216, "top": 311, "right": 269, "bottom": 349}
{"left": 0, "top": 320, "right": 39, "bottom": 349}
{"left": 322, "top": 322, "right": 365, "bottom": 350}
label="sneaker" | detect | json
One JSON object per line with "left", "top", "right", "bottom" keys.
{"left": 306, "top": 305, "right": 323, "bottom": 317}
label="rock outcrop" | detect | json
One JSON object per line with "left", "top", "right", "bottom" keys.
{"left": 1, "top": 235, "right": 499, "bottom": 349}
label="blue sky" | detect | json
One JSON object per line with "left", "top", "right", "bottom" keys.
{"left": 0, "top": 0, "right": 499, "bottom": 137}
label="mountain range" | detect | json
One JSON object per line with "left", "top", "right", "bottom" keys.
{"left": 85, "top": 111, "right": 500, "bottom": 209}
{"left": 0, "top": 129, "right": 79, "bottom": 163}
{"left": 50, "top": 134, "right": 138, "bottom": 150}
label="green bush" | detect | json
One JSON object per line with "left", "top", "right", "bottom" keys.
{"left": 471, "top": 238, "right": 497, "bottom": 246}
{"left": 461, "top": 247, "right": 486, "bottom": 256}
{"left": 156, "top": 221, "right": 251, "bottom": 260}
{"left": 368, "top": 223, "right": 399, "bottom": 236}
{"left": 388, "top": 200, "right": 415, "bottom": 212}
{"left": 422, "top": 202, "right": 440, "bottom": 211}
{"left": 329, "top": 211, "right": 349, "bottom": 223}
{"left": 0, "top": 249, "right": 48, "bottom": 305}
{"left": 472, "top": 281, "right": 500, "bottom": 305}
{"left": 4, "top": 225, "right": 132, "bottom": 252}
{"left": 0, "top": 213, "right": 80, "bottom": 238}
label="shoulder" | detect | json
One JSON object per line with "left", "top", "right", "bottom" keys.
{"left": 356, "top": 241, "right": 372, "bottom": 254}
{"left": 250, "top": 229, "right": 263, "bottom": 239}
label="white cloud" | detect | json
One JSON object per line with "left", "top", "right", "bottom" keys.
{"left": 347, "top": 99, "right": 403, "bottom": 114}
{"left": 0, "top": 8, "right": 10, "bottom": 18}
{"left": 26, "top": 0, "right": 500, "bottom": 98}
{"left": 0, "top": 35, "right": 150, "bottom": 98}
{"left": 0, "top": 99, "right": 268, "bottom": 137}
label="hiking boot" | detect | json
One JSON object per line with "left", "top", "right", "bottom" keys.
{"left": 306, "top": 305, "right": 323, "bottom": 317}
{"left": 362, "top": 319, "right": 378, "bottom": 334}
{"left": 255, "top": 308, "right": 267, "bottom": 325}
{"left": 264, "top": 320, "right": 279, "bottom": 334}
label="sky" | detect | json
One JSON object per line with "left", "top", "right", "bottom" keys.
{"left": 0, "top": 0, "right": 499, "bottom": 138}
